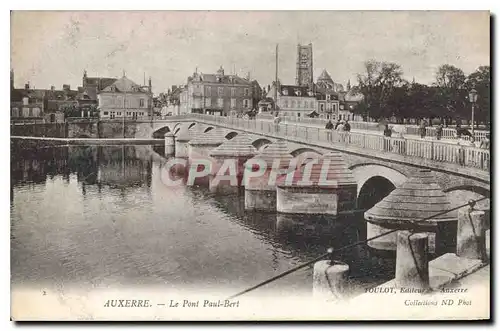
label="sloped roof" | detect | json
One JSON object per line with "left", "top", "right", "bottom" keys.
{"left": 317, "top": 69, "right": 334, "bottom": 83}
{"left": 364, "top": 169, "right": 456, "bottom": 229}
{"left": 101, "top": 76, "right": 148, "bottom": 93}
{"left": 209, "top": 133, "right": 257, "bottom": 158}
{"left": 85, "top": 77, "right": 117, "bottom": 91}
{"left": 279, "top": 85, "right": 313, "bottom": 97}
{"left": 194, "top": 73, "right": 251, "bottom": 85}
{"left": 276, "top": 152, "right": 356, "bottom": 189}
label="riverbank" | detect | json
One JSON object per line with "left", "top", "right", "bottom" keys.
{"left": 11, "top": 136, "right": 165, "bottom": 146}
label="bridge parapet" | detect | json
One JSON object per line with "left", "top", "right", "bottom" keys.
{"left": 175, "top": 114, "right": 489, "bottom": 176}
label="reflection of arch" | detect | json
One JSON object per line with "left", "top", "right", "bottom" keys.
{"left": 204, "top": 126, "right": 214, "bottom": 133}
{"left": 152, "top": 126, "right": 171, "bottom": 138}
{"left": 225, "top": 131, "right": 238, "bottom": 140}
{"left": 188, "top": 123, "right": 196, "bottom": 130}
{"left": 289, "top": 147, "right": 323, "bottom": 157}
{"left": 349, "top": 163, "right": 407, "bottom": 196}
{"left": 252, "top": 138, "right": 272, "bottom": 151}
{"left": 357, "top": 176, "right": 396, "bottom": 210}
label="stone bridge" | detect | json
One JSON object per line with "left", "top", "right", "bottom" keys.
{"left": 141, "top": 115, "right": 490, "bottom": 211}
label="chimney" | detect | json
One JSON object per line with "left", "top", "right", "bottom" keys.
{"left": 51, "top": 86, "right": 55, "bottom": 91}
{"left": 25, "top": 82, "right": 30, "bottom": 90}
{"left": 63, "top": 84, "right": 70, "bottom": 91}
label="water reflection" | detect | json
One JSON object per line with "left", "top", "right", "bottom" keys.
{"left": 11, "top": 144, "right": 394, "bottom": 294}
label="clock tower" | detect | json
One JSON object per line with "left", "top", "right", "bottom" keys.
{"left": 295, "top": 43, "right": 313, "bottom": 87}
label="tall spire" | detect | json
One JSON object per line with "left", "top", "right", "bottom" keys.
{"left": 122, "top": 69, "right": 126, "bottom": 77}
{"left": 346, "top": 79, "right": 351, "bottom": 90}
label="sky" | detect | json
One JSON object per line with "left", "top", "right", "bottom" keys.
{"left": 10, "top": 11, "right": 490, "bottom": 95}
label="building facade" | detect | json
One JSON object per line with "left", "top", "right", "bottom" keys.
{"left": 183, "top": 66, "right": 255, "bottom": 116}
{"left": 267, "top": 84, "right": 317, "bottom": 118}
{"left": 97, "top": 74, "right": 153, "bottom": 119}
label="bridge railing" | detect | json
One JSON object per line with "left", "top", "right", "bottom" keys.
{"left": 190, "top": 114, "right": 490, "bottom": 172}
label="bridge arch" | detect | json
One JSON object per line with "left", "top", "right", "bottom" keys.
{"left": 188, "top": 122, "right": 197, "bottom": 130}
{"left": 444, "top": 185, "right": 490, "bottom": 212}
{"left": 290, "top": 147, "right": 324, "bottom": 157}
{"left": 252, "top": 138, "right": 273, "bottom": 152}
{"left": 204, "top": 126, "right": 214, "bottom": 133}
{"left": 349, "top": 163, "right": 408, "bottom": 210}
{"left": 172, "top": 123, "right": 182, "bottom": 131}
{"left": 152, "top": 126, "right": 171, "bottom": 139}
{"left": 225, "top": 131, "right": 239, "bottom": 140}
{"left": 173, "top": 127, "right": 181, "bottom": 135}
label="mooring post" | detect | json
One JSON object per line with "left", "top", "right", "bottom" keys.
{"left": 395, "top": 230, "right": 430, "bottom": 290}
{"left": 457, "top": 200, "right": 488, "bottom": 261}
{"left": 312, "top": 248, "right": 350, "bottom": 301}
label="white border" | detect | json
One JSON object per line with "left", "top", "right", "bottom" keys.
{"left": 2, "top": 1, "right": 497, "bottom": 330}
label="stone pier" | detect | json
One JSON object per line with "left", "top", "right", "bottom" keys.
{"left": 188, "top": 128, "right": 227, "bottom": 159}
{"left": 276, "top": 152, "right": 357, "bottom": 216}
{"left": 364, "top": 169, "right": 455, "bottom": 254}
{"left": 164, "top": 132, "right": 175, "bottom": 155}
{"left": 244, "top": 139, "right": 294, "bottom": 211}
{"left": 174, "top": 128, "right": 192, "bottom": 159}
{"left": 208, "top": 134, "right": 257, "bottom": 194}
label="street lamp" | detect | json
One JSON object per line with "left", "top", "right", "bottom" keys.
{"left": 468, "top": 88, "right": 478, "bottom": 135}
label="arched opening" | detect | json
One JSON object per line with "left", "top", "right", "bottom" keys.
{"left": 357, "top": 176, "right": 396, "bottom": 211}
{"left": 152, "top": 126, "right": 171, "bottom": 139}
{"left": 290, "top": 147, "right": 323, "bottom": 157}
{"left": 225, "top": 131, "right": 238, "bottom": 140}
{"left": 188, "top": 123, "right": 196, "bottom": 130}
{"left": 204, "top": 127, "right": 214, "bottom": 133}
{"left": 252, "top": 138, "right": 272, "bottom": 151}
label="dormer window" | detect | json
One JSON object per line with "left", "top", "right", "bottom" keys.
{"left": 326, "top": 94, "right": 331, "bottom": 101}
{"left": 282, "top": 89, "right": 288, "bottom": 96}
{"left": 297, "top": 90, "right": 302, "bottom": 96}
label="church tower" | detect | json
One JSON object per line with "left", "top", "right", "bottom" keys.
{"left": 295, "top": 43, "right": 313, "bottom": 87}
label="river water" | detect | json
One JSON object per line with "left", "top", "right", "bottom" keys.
{"left": 11, "top": 144, "right": 396, "bottom": 297}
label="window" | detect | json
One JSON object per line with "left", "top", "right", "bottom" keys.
{"left": 340, "top": 104, "right": 344, "bottom": 110}
{"left": 140, "top": 99, "right": 145, "bottom": 107}
{"left": 218, "top": 87, "right": 224, "bottom": 96}
{"left": 206, "top": 86, "right": 211, "bottom": 96}
{"left": 284, "top": 100, "right": 288, "bottom": 108}
{"left": 333, "top": 104, "right": 337, "bottom": 112}
{"left": 326, "top": 94, "right": 331, "bottom": 101}
{"left": 332, "top": 115, "right": 336, "bottom": 120}
{"left": 297, "top": 100, "right": 301, "bottom": 108}
{"left": 282, "top": 89, "right": 288, "bottom": 96}
{"left": 206, "top": 98, "right": 211, "bottom": 107}
{"left": 110, "top": 112, "right": 115, "bottom": 119}
{"left": 291, "top": 100, "right": 296, "bottom": 108}
{"left": 320, "top": 104, "right": 324, "bottom": 111}
{"left": 297, "top": 113, "right": 301, "bottom": 117}
{"left": 231, "top": 88, "right": 236, "bottom": 97}
{"left": 244, "top": 88, "right": 249, "bottom": 97}
{"left": 117, "top": 112, "right": 122, "bottom": 116}
{"left": 231, "top": 98, "right": 236, "bottom": 108}
{"left": 297, "top": 90, "right": 302, "bottom": 96}
{"left": 103, "top": 111, "right": 109, "bottom": 115}
{"left": 243, "top": 99, "right": 249, "bottom": 108}
{"left": 217, "top": 98, "right": 223, "bottom": 108}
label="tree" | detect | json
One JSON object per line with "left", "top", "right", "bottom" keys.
{"left": 352, "top": 60, "right": 405, "bottom": 121}
{"left": 433, "top": 64, "right": 468, "bottom": 123}
{"left": 466, "top": 66, "right": 490, "bottom": 125}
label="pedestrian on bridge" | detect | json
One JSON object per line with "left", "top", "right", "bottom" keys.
{"left": 419, "top": 120, "right": 427, "bottom": 139}
{"left": 383, "top": 124, "right": 392, "bottom": 152}
{"left": 480, "top": 133, "right": 490, "bottom": 149}
{"left": 436, "top": 123, "right": 443, "bottom": 140}
{"left": 325, "top": 120, "right": 334, "bottom": 141}
{"left": 334, "top": 119, "right": 342, "bottom": 130}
